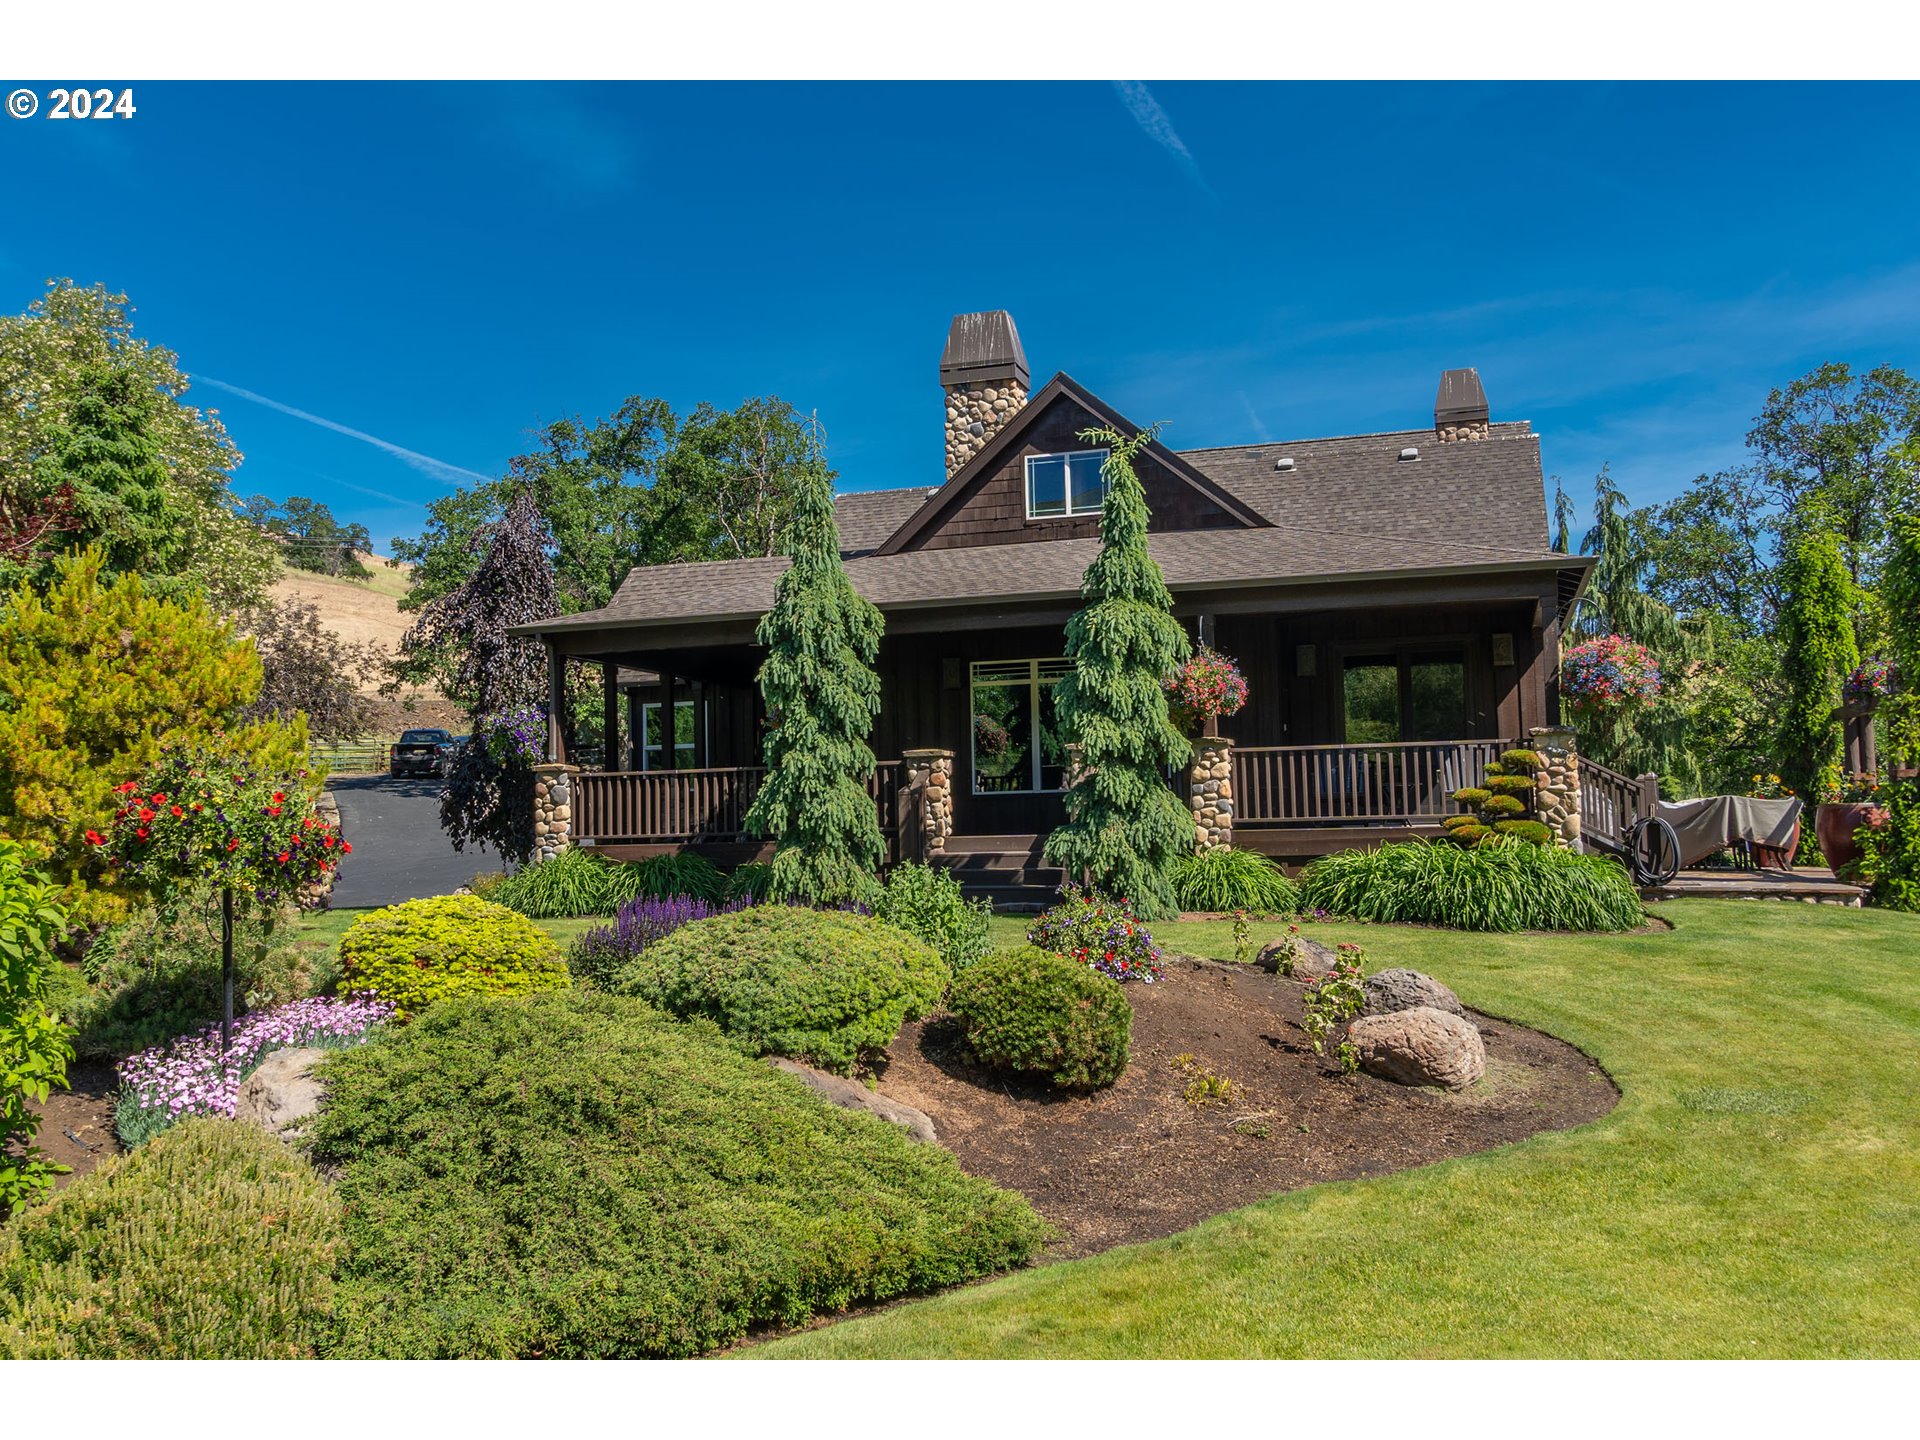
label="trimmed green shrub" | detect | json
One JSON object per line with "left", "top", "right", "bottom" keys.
{"left": 1450, "top": 749, "right": 1550, "bottom": 849}
{"left": 949, "top": 945, "right": 1131, "bottom": 1090}
{"left": 338, "top": 895, "right": 568, "bottom": 1020}
{"left": 611, "top": 906, "right": 946, "bottom": 1074}
{"left": 1298, "top": 839, "right": 1644, "bottom": 932}
{"left": 1169, "top": 846, "right": 1299, "bottom": 915}
{"left": 0, "top": 1118, "right": 340, "bottom": 1358}
{"left": 874, "top": 862, "right": 992, "bottom": 976}
{"left": 309, "top": 990, "right": 1049, "bottom": 1357}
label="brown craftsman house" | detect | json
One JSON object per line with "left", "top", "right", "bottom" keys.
{"left": 519, "top": 311, "right": 1592, "bottom": 900}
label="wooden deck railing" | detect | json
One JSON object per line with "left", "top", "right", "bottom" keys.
{"left": 1577, "top": 757, "right": 1658, "bottom": 852}
{"left": 1232, "top": 740, "right": 1508, "bottom": 827}
{"left": 574, "top": 761, "right": 905, "bottom": 849}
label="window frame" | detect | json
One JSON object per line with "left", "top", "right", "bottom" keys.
{"left": 1023, "top": 448, "right": 1111, "bottom": 521}
{"left": 1335, "top": 642, "right": 1475, "bottom": 744}
{"left": 638, "top": 699, "right": 700, "bottom": 772}
{"left": 969, "top": 657, "right": 1073, "bottom": 796}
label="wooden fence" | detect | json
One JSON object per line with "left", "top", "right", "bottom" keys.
{"left": 1232, "top": 740, "right": 1508, "bottom": 827}
{"left": 575, "top": 761, "right": 906, "bottom": 851}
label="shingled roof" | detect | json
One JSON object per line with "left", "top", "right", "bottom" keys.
{"left": 834, "top": 486, "right": 933, "bottom": 556}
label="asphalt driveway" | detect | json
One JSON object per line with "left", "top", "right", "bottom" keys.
{"left": 327, "top": 775, "right": 503, "bottom": 909}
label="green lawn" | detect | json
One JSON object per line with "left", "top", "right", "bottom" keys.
{"left": 759, "top": 899, "right": 1920, "bottom": 1358}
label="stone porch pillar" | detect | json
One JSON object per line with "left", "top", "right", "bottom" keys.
{"left": 1188, "top": 735, "right": 1235, "bottom": 852}
{"left": 1529, "top": 725, "right": 1581, "bottom": 851}
{"left": 901, "top": 748, "right": 955, "bottom": 858}
{"left": 532, "top": 763, "right": 579, "bottom": 863}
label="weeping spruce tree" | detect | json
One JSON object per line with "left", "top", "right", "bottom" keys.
{"left": 744, "top": 453, "right": 886, "bottom": 904}
{"left": 1044, "top": 425, "right": 1193, "bottom": 919}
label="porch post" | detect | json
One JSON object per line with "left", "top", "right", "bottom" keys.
{"left": 531, "top": 762, "right": 579, "bottom": 862}
{"left": 900, "top": 748, "right": 955, "bottom": 859}
{"left": 545, "top": 644, "right": 567, "bottom": 763}
{"left": 601, "top": 661, "right": 619, "bottom": 772}
{"left": 1188, "top": 735, "right": 1234, "bottom": 853}
{"left": 1528, "top": 725, "right": 1582, "bottom": 851}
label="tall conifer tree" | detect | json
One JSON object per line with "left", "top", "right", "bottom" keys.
{"left": 744, "top": 442, "right": 884, "bottom": 904}
{"left": 1044, "top": 425, "right": 1192, "bottom": 918}
{"left": 1777, "top": 519, "right": 1860, "bottom": 797}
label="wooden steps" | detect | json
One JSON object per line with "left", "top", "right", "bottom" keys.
{"left": 936, "top": 835, "right": 1064, "bottom": 911}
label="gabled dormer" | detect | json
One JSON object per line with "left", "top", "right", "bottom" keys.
{"left": 877, "top": 311, "right": 1267, "bottom": 556}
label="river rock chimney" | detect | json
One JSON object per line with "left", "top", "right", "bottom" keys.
{"left": 941, "top": 311, "right": 1029, "bottom": 477}
{"left": 1435, "top": 367, "right": 1490, "bottom": 442}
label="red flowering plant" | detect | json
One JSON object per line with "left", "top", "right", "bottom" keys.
{"left": 1164, "top": 645, "right": 1249, "bottom": 735}
{"left": 1026, "top": 884, "right": 1164, "bottom": 983}
{"left": 1560, "top": 634, "right": 1663, "bottom": 715}
{"left": 91, "top": 749, "right": 348, "bottom": 1049}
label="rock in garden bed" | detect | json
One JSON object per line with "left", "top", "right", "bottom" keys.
{"left": 1363, "top": 967, "right": 1466, "bottom": 1018}
{"left": 870, "top": 958, "right": 1612, "bottom": 1259}
{"left": 1348, "top": 1006, "right": 1487, "bottom": 1090}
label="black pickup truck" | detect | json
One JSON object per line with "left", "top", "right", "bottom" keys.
{"left": 389, "top": 728, "right": 455, "bottom": 779}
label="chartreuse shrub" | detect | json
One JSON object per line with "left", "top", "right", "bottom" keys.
{"left": 309, "top": 990, "right": 1049, "bottom": 1357}
{"left": 338, "top": 894, "right": 567, "bottom": 1020}
{"left": 1169, "top": 846, "right": 1299, "bottom": 915}
{"left": 0, "top": 1119, "right": 341, "bottom": 1358}
{"left": 874, "top": 862, "right": 992, "bottom": 976}
{"left": 949, "top": 945, "right": 1132, "bottom": 1090}
{"left": 1299, "top": 839, "right": 1643, "bottom": 933}
{"left": 611, "top": 906, "right": 945, "bottom": 1074}
{"left": 0, "top": 842, "right": 74, "bottom": 1214}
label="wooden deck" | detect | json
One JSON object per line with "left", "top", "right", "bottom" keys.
{"left": 1640, "top": 867, "right": 1866, "bottom": 907}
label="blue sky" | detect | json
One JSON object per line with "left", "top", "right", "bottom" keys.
{"left": 4, "top": 80, "right": 1918, "bottom": 551}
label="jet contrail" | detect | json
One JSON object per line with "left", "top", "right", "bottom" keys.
{"left": 191, "top": 374, "right": 496, "bottom": 488}
{"left": 1114, "top": 81, "right": 1213, "bottom": 196}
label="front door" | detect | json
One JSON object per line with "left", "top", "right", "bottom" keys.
{"left": 962, "top": 658, "right": 1072, "bottom": 836}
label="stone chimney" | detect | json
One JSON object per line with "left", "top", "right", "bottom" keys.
{"left": 941, "top": 311, "right": 1029, "bottom": 477}
{"left": 1434, "top": 367, "right": 1490, "bottom": 442}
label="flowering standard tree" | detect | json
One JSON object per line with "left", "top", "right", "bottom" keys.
{"left": 1164, "top": 645, "right": 1249, "bottom": 737}
{"left": 92, "top": 751, "right": 348, "bottom": 1050}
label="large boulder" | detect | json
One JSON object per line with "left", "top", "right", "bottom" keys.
{"left": 234, "top": 1046, "right": 330, "bottom": 1137}
{"left": 1255, "top": 932, "right": 1340, "bottom": 979}
{"left": 1364, "top": 967, "right": 1466, "bottom": 1018}
{"left": 1348, "top": 1007, "right": 1486, "bottom": 1091}
{"left": 768, "top": 1058, "right": 939, "bottom": 1144}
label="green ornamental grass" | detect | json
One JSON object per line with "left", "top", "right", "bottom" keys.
{"left": 1298, "top": 839, "right": 1643, "bottom": 932}
{"left": 1169, "top": 846, "right": 1299, "bottom": 915}
{"left": 310, "top": 989, "right": 1049, "bottom": 1357}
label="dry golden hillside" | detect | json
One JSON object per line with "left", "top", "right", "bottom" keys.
{"left": 267, "top": 553, "right": 462, "bottom": 732}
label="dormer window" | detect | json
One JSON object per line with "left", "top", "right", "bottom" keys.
{"left": 1025, "top": 448, "right": 1110, "bottom": 520}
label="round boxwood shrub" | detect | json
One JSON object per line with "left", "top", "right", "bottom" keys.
{"left": 0, "top": 1118, "right": 341, "bottom": 1358}
{"left": 338, "top": 894, "right": 568, "bottom": 1021}
{"left": 949, "top": 945, "right": 1132, "bottom": 1090}
{"left": 611, "top": 906, "right": 946, "bottom": 1075}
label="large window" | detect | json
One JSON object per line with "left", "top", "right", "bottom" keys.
{"left": 971, "top": 659, "right": 1073, "bottom": 793}
{"left": 1341, "top": 650, "right": 1469, "bottom": 742}
{"left": 1025, "top": 449, "right": 1110, "bottom": 519}
{"left": 639, "top": 700, "right": 696, "bottom": 771}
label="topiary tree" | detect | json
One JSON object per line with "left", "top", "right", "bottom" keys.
{"left": 1044, "top": 425, "right": 1192, "bottom": 919}
{"left": 1777, "top": 521, "right": 1860, "bottom": 799}
{"left": 0, "top": 549, "right": 310, "bottom": 926}
{"left": 743, "top": 442, "right": 885, "bottom": 905}
{"left": 93, "top": 750, "right": 346, "bottom": 1050}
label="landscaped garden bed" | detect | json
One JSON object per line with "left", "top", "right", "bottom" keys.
{"left": 867, "top": 952, "right": 1617, "bottom": 1259}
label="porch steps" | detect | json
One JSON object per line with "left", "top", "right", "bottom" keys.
{"left": 935, "top": 835, "right": 1065, "bottom": 912}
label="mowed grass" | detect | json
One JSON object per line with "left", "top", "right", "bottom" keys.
{"left": 761, "top": 900, "right": 1920, "bottom": 1358}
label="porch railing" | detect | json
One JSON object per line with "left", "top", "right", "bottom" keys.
{"left": 574, "top": 761, "right": 904, "bottom": 849}
{"left": 1577, "top": 757, "right": 1658, "bottom": 853}
{"left": 1232, "top": 740, "right": 1508, "bottom": 827}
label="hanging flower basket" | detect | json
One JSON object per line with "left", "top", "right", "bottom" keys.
{"left": 1165, "top": 646, "right": 1249, "bottom": 735}
{"left": 1560, "top": 634, "right": 1662, "bottom": 715}
{"left": 1844, "top": 656, "right": 1894, "bottom": 705}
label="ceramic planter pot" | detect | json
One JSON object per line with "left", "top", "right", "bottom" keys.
{"left": 1815, "top": 802, "right": 1876, "bottom": 872}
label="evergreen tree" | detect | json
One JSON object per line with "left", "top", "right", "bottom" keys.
{"left": 743, "top": 442, "right": 884, "bottom": 905}
{"left": 33, "top": 362, "right": 182, "bottom": 581}
{"left": 1044, "top": 425, "right": 1193, "bottom": 919}
{"left": 1776, "top": 520, "right": 1860, "bottom": 798}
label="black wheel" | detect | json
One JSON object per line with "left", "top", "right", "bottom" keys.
{"left": 1626, "top": 816, "right": 1680, "bottom": 887}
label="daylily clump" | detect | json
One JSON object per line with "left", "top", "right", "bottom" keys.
{"left": 115, "top": 994, "right": 392, "bottom": 1146}
{"left": 1561, "top": 634, "right": 1663, "bottom": 714}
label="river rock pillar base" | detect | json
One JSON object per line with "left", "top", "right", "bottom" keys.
{"left": 901, "top": 748, "right": 955, "bottom": 858}
{"left": 1528, "top": 725, "right": 1582, "bottom": 851}
{"left": 532, "top": 763, "right": 579, "bottom": 863}
{"left": 1189, "top": 736, "right": 1235, "bottom": 852}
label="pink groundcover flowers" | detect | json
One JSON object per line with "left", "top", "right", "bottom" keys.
{"left": 115, "top": 994, "right": 393, "bottom": 1145}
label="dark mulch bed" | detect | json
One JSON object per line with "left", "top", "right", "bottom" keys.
{"left": 871, "top": 957, "right": 1618, "bottom": 1260}
{"left": 25, "top": 1059, "right": 123, "bottom": 1189}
